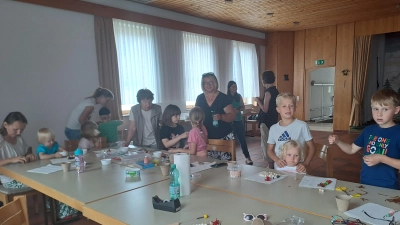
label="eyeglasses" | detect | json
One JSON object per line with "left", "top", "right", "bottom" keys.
{"left": 243, "top": 213, "right": 267, "bottom": 221}
{"left": 363, "top": 210, "right": 396, "bottom": 225}
{"left": 331, "top": 215, "right": 366, "bottom": 225}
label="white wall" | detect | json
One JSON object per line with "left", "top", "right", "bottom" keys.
{"left": 0, "top": 0, "right": 99, "bottom": 149}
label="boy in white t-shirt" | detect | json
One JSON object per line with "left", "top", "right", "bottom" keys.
{"left": 267, "top": 93, "right": 316, "bottom": 173}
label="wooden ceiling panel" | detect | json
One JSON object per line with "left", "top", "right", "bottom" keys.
{"left": 142, "top": 0, "right": 400, "bottom": 31}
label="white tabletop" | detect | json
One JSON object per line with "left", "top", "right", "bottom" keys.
{"left": 82, "top": 180, "right": 330, "bottom": 225}
{"left": 191, "top": 165, "right": 400, "bottom": 218}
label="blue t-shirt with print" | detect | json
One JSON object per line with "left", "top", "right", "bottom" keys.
{"left": 36, "top": 142, "right": 59, "bottom": 156}
{"left": 354, "top": 124, "right": 400, "bottom": 190}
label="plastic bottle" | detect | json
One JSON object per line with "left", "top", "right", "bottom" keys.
{"left": 74, "top": 148, "right": 85, "bottom": 173}
{"left": 211, "top": 110, "right": 219, "bottom": 127}
{"left": 169, "top": 164, "right": 180, "bottom": 200}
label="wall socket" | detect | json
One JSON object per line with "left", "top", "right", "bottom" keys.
{"left": 296, "top": 96, "right": 300, "bottom": 101}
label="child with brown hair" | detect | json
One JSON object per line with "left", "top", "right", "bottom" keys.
{"left": 329, "top": 88, "right": 400, "bottom": 189}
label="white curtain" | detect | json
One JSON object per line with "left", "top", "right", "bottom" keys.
{"left": 113, "top": 19, "right": 159, "bottom": 109}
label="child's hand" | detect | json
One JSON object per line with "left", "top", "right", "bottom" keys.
{"left": 296, "top": 163, "right": 307, "bottom": 173}
{"left": 328, "top": 135, "right": 339, "bottom": 145}
{"left": 276, "top": 159, "right": 287, "bottom": 168}
{"left": 168, "top": 149, "right": 177, "bottom": 153}
{"left": 363, "top": 154, "right": 382, "bottom": 166}
{"left": 54, "top": 152, "right": 62, "bottom": 158}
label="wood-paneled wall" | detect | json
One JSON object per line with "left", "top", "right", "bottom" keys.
{"left": 355, "top": 16, "right": 397, "bottom": 36}
{"left": 304, "top": 26, "right": 337, "bottom": 69}
{"left": 293, "top": 30, "right": 306, "bottom": 120}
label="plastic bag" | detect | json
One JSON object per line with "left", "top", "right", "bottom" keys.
{"left": 276, "top": 215, "right": 305, "bottom": 225}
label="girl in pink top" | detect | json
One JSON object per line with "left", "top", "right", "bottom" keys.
{"left": 168, "top": 107, "right": 208, "bottom": 157}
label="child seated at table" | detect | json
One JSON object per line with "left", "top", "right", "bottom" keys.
{"left": 160, "top": 104, "right": 188, "bottom": 150}
{"left": 97, "top": 107, "right": 123, "bottom": 146}
{"left": 275, "top": 140, "right": 305, "bottom": 173}
{"left": 168, "top": 107, "right": 208, "bottom": 157}
{"left": 36, "top": 128, "right": 67, "bottom": 159}
{"left": 78, "top": 121, "right": 100, "bottom": 150}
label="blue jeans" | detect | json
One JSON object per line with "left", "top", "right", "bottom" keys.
{"left": 64, "top": 127, "right": 81, "bottom": 140}
{"left": 232, "top": 121, "right": 250, "bottom": 159}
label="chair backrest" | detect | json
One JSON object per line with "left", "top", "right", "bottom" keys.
{"left": 0, "top": 196, "right": 29, "bottom": 225}
{"left": 64, "top": 137, "right": 108, "bottom": 152}
{"left": 260, "top": 123, "right": 269, "bottom": 159}
{"left": 313, "top": 143, "right": 333, "bottom": 178}
{"left": 207, "top": 139, "right": 236, "bottom": 161}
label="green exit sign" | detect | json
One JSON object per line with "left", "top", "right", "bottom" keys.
{"left": 315, "top": 59, "right": 325, "bottom": 65}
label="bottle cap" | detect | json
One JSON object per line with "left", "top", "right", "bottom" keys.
{"left": 74, "top": 148, "right": 83, "bottom": 156}
{"left": 171, "top": 163, "right": 176, "bottom": 169}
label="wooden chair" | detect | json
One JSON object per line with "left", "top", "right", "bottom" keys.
{"left": 64, "top": 137, "right": 108, "bottom": 152}
{"left": 260, "top": 123, "right": 274, "bottom": 168}
{"left": 0, "top": 195, "right": 29, "bottom": 225}
{"left": 0, "top": 186, "right": 39, "bottom": 215}
{"left": 207, "top": 139, "right": 236, "bottom": 161}
{"left": 312, "top": 143, "right": 333, "bottom": 178}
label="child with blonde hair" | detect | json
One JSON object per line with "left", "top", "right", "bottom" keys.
{"left": 168, "top": 107, "right": 208, "bottom": 157}
{"left": 275, "top": 140, "right": 305, "bottom": 173}
{"left": 36, "top": 128, "right": 67, "bottom": 159}
{"left": 78, "top": 121, "right": 100, "bottom": 150}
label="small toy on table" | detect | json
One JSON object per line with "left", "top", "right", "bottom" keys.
{"left": 317, "top": 179, "right": 332, "bottom": 187}
{"left": 259, "top": 171, "right": 281, "bottom": 181}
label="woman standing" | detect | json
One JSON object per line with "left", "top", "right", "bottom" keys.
{"left": 255, "top": 71, "right": 279, "bottom": 129}
{"left": 195, "top": 73, "right": 236, "bottom": 160}
{"left": 227, "top": 81, "right": 252, "bottom": 165}
{"left": 65, "top": 87, "right": 114, "bottom": 140}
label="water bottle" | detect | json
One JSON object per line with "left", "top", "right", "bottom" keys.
{"left": 211, "top": 110, "right": 219, "bottom": 127}
{"left": 74, "top": 148, "right": 85, "bottom": 173}
{"left": 169, "top": 164, "right": 180, "bottom": 200}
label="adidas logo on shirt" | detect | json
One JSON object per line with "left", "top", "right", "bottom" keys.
{"left": 278, "top": 131, "right": 291, "bottom": 142}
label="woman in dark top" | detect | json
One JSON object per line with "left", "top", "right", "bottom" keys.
{"left": 195, "top": 72, "right": 236, "bottom": 160}
{"left": 227, "top": 81, "right": 252, "bottom": 165}
{"left": 159, "top": 104, "right": 188, "bottom": 150}
{"left": 255, "top": 71, "right": 279, "bottom": 129}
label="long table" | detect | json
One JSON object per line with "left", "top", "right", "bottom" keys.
{"left": 82, "top": 180, "right": 329, "bottom": 225}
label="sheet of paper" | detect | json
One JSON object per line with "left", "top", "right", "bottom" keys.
{"left": 244, "top": 172, "right": 287, "bottom": 184}
{"left": 27, "top": 164, "right": 62, "bottom": 174}
{"left": 50, "top": 158, "right": 74, "bottom": 164}
{"left": 298, "top": 175, "right": 337, "bottom": 190}
{"left": 190, "top": 161, "right": 216, "bottom": 174}
{"left": 344, "top": 203, "right": 399, "bottom": 225}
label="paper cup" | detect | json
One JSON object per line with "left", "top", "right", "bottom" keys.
{"left": 169, "top": 154, "right": 174, "bottom": 164}
{"left": 336, "top": 194, "right": 351, "bottom": 212}
{"left": 160, "top": 162, "right": 171, "bottom": 176}
{"left": 61, "top": 162, "right": 71, "bottom": 172}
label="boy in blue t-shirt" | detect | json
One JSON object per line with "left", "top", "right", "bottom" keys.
{"left": 329, "top": 89, "right": 400, "bottom": 189}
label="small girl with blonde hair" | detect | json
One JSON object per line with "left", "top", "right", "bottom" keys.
{"left": 168, "top": 107, "right": 208, "bottom": 157}
{"left": 78, "top": 121, "right": 100, "bottom": 150}
{"left": 36, "top": 128, "right": 67, "bottom": 159}
{"left": 276, "top": 140, "right": 305, "bottom": 173}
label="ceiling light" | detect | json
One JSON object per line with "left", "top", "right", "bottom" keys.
{"left": 293, "top": 21, "right": 300, "bottom": 25}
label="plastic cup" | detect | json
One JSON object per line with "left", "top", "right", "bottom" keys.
{"left": 153, "top": 151, "right": 162, "bottom": 158}
{"left": 335, "top": 194, "right": 351, "bottom": 212}
{"left": 227, "top": 161, "right": 237, "bottom": 167}
{"left": 61, "top": 162, "right": 71, "bottom": 172}
{"left": 160, "top": 162, "right": 170, "bottom": 176}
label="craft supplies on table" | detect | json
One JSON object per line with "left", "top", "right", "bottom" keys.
{"left": 190, "top": 161, "right": 216, "bottom": 174}
{"left": 244, "top": 171, "right": 287, "bottom": 184}
{"left": 298, "top": 175, "right": 337, "bottom": 190}
{"left": 27, "top": 164, "right": 62, "bottom": 174}
{"left": 344, "top": 203, "right": 399, "bottom": 225}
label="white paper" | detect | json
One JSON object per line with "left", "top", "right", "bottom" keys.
{"left": 27, "top": 164, "right": 62, "bottom": 174}
{"left": 190, "top": 161, "right": 216, "bottom": 174}
{"left": 174, "top": 153, "right": 191, "bottom": 196}
{"left": 298, "top": 175, "right": 337, "bottom": 190}
{"left": 245, "top": 172, "right": 287, "bottom": 184}
{"left": 344, "top": 203, "right": 399, "bottom": 225}
{"left": 50, "top": 158, "right": 74, "bottom": 164}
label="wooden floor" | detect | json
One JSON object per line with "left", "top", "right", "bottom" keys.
{"left": 27, "top": 130, "right": 360, "bottom": 224}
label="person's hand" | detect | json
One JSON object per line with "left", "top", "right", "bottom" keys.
{"left": 123, "top": 141, "right": 129, "bottom": 147}
{"left": 183, "top": 144, "right": 189, "bottom": 149}
{"left": 180, "top": 132, "right": 189, "bottom": 139}
{"left": 276, "top": 159, "right": 287, "bottom": 168}
{"left": 363, "top": 154, "right": 382, "bottom": 166}
{"left": 54, "top": 152, "right": 62, "bottom": 158}
{"left": 168, "top": 149, "right": 178, "bottom": 153}
{"left": 10, "top": 156, "right": 28, "bottom": 164}
{"left": 213, "top": 114, "right": 222, "bottom": 121}
{"left": 328, "top": 135, "right": 339, "bottom": 145}
{"left": 25, "top": 153, "right": 36, "bottom": 162}
{"left": 296, "top": 163, "right": 307, "bottom": 173}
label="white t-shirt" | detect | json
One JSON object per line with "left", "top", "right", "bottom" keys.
{"left": 0, "top": 136, "right": 29, "bottom": 184}
{"left": 129, "top": 109, "right": 156, "bottom": 146}
{"left": 267, "top": 119, "right": 312, "bottom": 169}
{"left": 66, "top": 98, "right": 96, "bottom": 130}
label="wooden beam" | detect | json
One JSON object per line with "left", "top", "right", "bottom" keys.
{"left": 15, "top": 0, "right": 266, "bottom": 46}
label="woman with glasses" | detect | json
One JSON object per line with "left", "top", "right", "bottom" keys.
{"left": 195, "top": 73, "right": 236, "bottom": 160}
{"left": 227, "top": 81, "right": 252, "bottom": 165}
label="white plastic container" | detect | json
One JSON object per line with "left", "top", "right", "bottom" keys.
{"left": 227, "top": 164, "right": 242, "bottom": 178}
